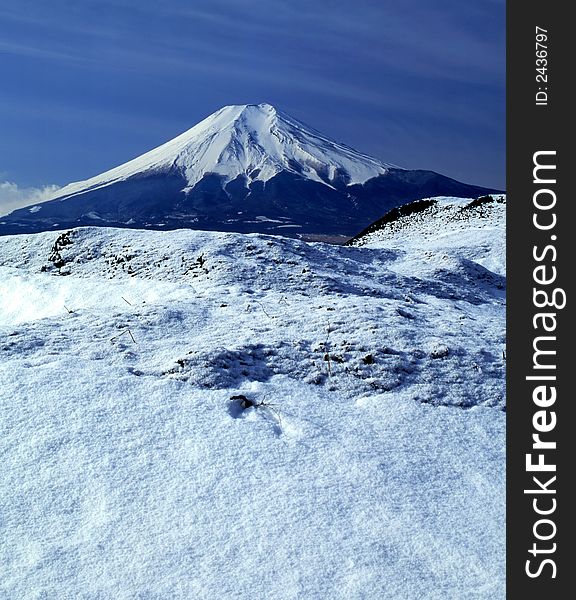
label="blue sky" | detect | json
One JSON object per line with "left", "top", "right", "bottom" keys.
{"left": 0, "top": 0, "right": 504, "bottom": 212}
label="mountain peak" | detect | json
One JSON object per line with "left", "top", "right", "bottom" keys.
{"left": 220, "top": 102, "right": 276, "bottom": 112}
{"left": 205, "top": 102, "right": 278, "bottom": 125}
{"left": 45, "top": 104, "right": 397, "bottom": 199}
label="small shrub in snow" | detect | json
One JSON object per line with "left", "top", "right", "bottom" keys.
{"left": 44, "top": 230, "right": 74, "bottom": 272}
{"left": 230, "top": 394, "right": 254, "bottom": 409}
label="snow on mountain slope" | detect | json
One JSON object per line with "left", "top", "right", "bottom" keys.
{"left": 351, "top": 194, "right": 506, "bottom": 277}
{"left": 0, "top": 207, "right": 505, "bottom": 598}
{"left": 0, "top": 104, "right": 500, "bottom": 238}
{"left": 51, "top": 103, "right": 395, "bottom": 200}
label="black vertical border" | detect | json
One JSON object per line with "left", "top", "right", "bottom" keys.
{"left": 507, "top": 1, "right": 573, "bottom": 596}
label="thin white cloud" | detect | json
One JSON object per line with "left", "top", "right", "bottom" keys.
{"left": 0, "top": 181, "right": 60, "bottom": 217}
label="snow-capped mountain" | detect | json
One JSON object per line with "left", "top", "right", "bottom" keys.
{"left": 0, "top": 104, "right": 500, "bottom": 238}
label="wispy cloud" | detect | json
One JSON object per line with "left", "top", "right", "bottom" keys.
{"left": 0, "top": 40, "right": 89, "bottom": 63}
{"left": 0, "top": 181, "right": 60, "bottom": 217}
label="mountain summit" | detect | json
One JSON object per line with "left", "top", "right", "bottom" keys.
{"left": 54, "top": 103, "right": 395, "bottom": 196}
{"left": 1, "top": 103, "right": 499, "bottom": 238}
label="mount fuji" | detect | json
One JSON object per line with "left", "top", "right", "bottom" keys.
{"left": 0, "top": 103, "right": 499, "bottom": 239}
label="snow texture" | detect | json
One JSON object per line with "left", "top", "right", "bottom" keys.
{"left": 0, "top": 196, "right": 505, "bottom": 598}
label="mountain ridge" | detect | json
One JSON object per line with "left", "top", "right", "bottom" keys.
{"left": 0, "top": 103, "right": 501, "bottom": 238}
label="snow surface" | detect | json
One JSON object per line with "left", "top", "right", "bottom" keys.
{"left": 42, "top": 103, "right": 398, "bottom": 204}
{"left": 0, "top": 198, "right": 505, "bottom": 598}
{"left": 352, "top": 195, "right": 506, "bottom": 278}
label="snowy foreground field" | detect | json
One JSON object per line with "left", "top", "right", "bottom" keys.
{"left": 0, "top": 197, "right": 505, "bottom": 598}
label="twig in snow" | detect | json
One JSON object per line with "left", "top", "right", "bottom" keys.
{"left": 254, "top": 300, "right": 275, "bottom": 319}
{"left": 110, "top": 328, "right": 137, "bottom": 344}
{"left": 324, "top": 320, "right": 332, "bottom": 377}
{"left": 256, "top": 399, "right": 283, "bottom": 429}
{"left": 230, "top": 395, "right": 283, "bottom": 430}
